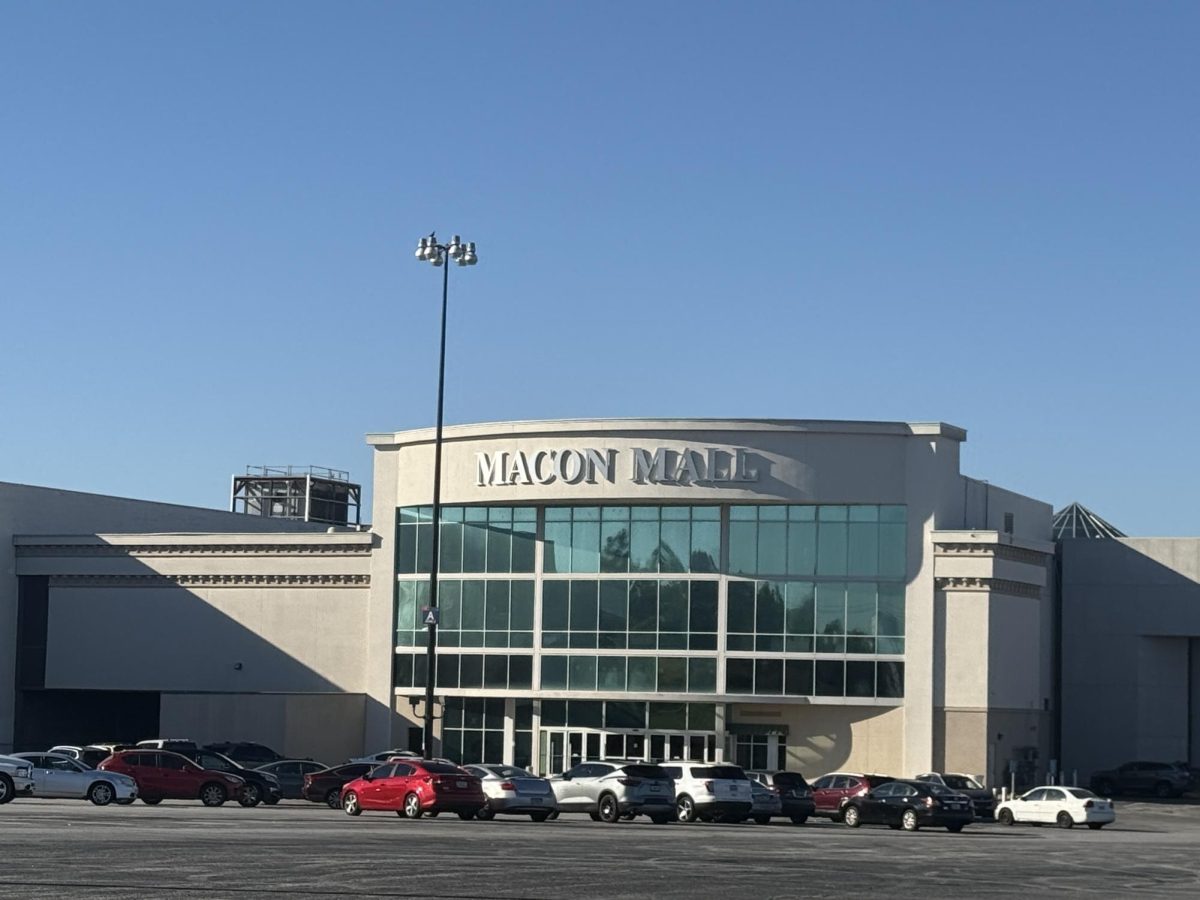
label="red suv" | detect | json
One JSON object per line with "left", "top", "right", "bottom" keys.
{"left": 809, "top": 772, "right": 895, "bottom": 820}
{"left": 341, "top": 760, "right": 487, "bottom": 820}
{"left": 99, "top": 750, "right": 246, "bottom": 806}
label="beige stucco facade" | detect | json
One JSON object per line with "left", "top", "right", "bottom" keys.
{"left": 366, "top": 418, "right": 1056, "bottom": 782}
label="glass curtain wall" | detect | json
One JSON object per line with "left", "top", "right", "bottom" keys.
{"left": 395, "top": 503, "right": 907, "bottom": 704}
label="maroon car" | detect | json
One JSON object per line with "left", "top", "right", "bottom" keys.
{"left": 809, "top": 772, "right": 895, "bottom": 820}
{"left": 99, "top": 749, "right": 246, "bottom": 806}
{"left": 302, "top": 762, "right": 374, "bottom": 808}
{"left": 341, "top": 760, "right": 487, "bottom": 820}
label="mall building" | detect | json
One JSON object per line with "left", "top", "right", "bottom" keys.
{"left": 365, "top": 419, "right": 1056, "bottom": 782}
{"left": 7, "top": 416, "right": 1140, "bottom": 786}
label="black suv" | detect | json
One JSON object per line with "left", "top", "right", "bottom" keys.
{"left": 1090, "top": 761, "right": 1191, "bottom": 798}
{"left": 202, "top": 742, "right": 284, "bottom": 768}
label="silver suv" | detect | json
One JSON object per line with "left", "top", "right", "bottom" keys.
{"left": 550, "top": 761, "right": 675, "bottom": 824}
{"left": 661, "top": 763, "right": 753, "bottom": 823}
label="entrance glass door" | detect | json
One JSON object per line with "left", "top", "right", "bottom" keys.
{"left": 538, "top": 729, "right": 716, "bottom": 774}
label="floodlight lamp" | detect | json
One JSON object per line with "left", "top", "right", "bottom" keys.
{"left": 415, "top": 237, "right": 428, "bottom": 259}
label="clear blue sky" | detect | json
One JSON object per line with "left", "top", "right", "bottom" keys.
{"left": 2, "top": 1, "right": 1197, "bottom": 535}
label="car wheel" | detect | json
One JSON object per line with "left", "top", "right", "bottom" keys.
{"left": 200, "top": 783, "right": 227, "bottom": 807}
{"left": 547, "top": 810, "right": 559, "bottom": 820}
{"left": 530, "top": 811, "right": 552, "bottom": 822}
{"left": 620, "top": 812, "right": 636, "bottom": 821}
{"left": 1087, "top": 823, "right": 1105, "bottom": 830}
{"left": 947, "top": 824, "right": 965, "bottom": 833}
{"left": 649, "top": 814, "right": 671, "bottom": 825}
{"left": 239, "top": 783, "right": 262, "bottom": 808}
{"left": 789, "top": 815, "right": 808, "bottom": 825}
{"left": 998, "top": 808, "right": 1015, "bottom": 826}
{"left": 457, "top": 810, "right": 476, "bottom": 821}
{"left": 1056, "top": 811, "right": 1074, "bottom": 829}
{"left": 597, "top": 794, "right": 620, "bottom": 824}
{"left": 588, "top": 811, "right": 601, "bottom": 821}
{"left": 404, "top": 792, "right": 423, "bottom": 819}
{"left": 1153, "top": 781, "right": 1173, "bottom": 799}
{"left": 263, "top": 795, "right": 280, "bottom": 806}
{"left": 343, "top": 791, "right": 361, "bottom": 816}
{"left": 0, "top": 775, "right": 14, "bottom": 805}
{"left": 325, "top": 788, "right": 341, "bottom": 809}
{"left": 141, "top": 797, "right": 162, "bottom": 805}
{"left": 901, "top": 809, "right": 920, "bottom": 832}
{"left": 475, "top": 805, "right": 495, "bottom": 821}
{"left": 754, "top": 815, "right": 771, "bottom": 825}
{"left": 88, "top": 782, "right": 115, "bottom": 806}
{"left": 676, "top": 795, "right": 698, "bottom": 823}
{"left": 843, "top": 805, "right": 861, "bottom": 828}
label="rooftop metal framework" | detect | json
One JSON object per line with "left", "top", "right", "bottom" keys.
{"left": 1052, "top": 502, "right": 1125, "bottom": 540}
{"left": 231, "top": 466, "right": 361, "bottom": 527}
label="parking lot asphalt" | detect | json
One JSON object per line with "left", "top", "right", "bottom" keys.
{"left": 2, "top": 799, "right": 1200, "bottom": 899}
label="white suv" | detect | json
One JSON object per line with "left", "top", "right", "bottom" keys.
{"left": 0, "top": 754, "right": 35, "bottom": 803}
{"left": 662, "top": 762, "right": 753, "bottom": 823}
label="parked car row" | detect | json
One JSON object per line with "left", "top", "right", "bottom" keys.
{"left": 4, "top": 736, "right": 1135, "bottom": 835}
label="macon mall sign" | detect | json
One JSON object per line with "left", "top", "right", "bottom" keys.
{"left": 475, "top": 447, "right": 761, "bottom": 487}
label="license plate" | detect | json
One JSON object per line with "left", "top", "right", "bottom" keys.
{"left": 456, "top": 780, "right": 467, "bottom": 788}
{"left": 530, "top": 797, "right": 542, "bottom": 804}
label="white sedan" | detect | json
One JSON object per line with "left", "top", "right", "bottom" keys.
{"left": 996, "top": 786, "right": 1115, "bottom": 830}
{"left": 12, "top": 753, "right": 138, "bottom": 806}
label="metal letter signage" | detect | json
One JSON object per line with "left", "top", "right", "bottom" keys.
{"left": 475, "top": 447, "right": 759, "bottom": 488}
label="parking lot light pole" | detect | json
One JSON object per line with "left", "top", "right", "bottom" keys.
{"left": 414, "top": 232, "right": 478, "bottom": 758}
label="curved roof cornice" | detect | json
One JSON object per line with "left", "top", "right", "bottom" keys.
{"left": 366, "top": 417, "right": 967, "bottom": 448}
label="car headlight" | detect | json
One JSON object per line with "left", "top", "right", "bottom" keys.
{"left": 16, "top": 766, "right": 30, "bottom": 778}
{"left": 264, "top": 774, "right": 280, "bottom": 785}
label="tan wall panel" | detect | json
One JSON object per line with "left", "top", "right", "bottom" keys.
{"left": 160, "top": 693, "right": 366, "bottom": 765}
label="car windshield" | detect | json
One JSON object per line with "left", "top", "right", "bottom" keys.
{"left": 622, "top": 765, "right": 669, "bottom": 779}
{"left": 421, "top": 763, "right": 465, "bottom": 774}
{"left": 942, "top": 775, "right": 983, "bottom": 790}
{"left": 1068, "top": 789, "right": 1098, "bottom": 799}
{"left": 485, "top": 766, "right": 532, "bottom": 778}
{"left": 699, "top": 766, "right": 748, "bottom": 780}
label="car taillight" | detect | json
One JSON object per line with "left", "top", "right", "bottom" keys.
{"left": 303, "top": 775, "right": 312, "bottom": 787}
{"left": 1084, "top": 800, "right": 1094, "bottom": 809}
{"left": 924, "top": 797, "right": 936, "bottom": 808}
{"left": 500, "top": 781, "right": 516, "bottom": 791}
{"left": 703, "top": 780, "right": 714, "bottom": 792}
{"left": 617, "top": 777, "right": 642, "bottom": 786}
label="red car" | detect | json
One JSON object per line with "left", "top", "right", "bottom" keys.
{"left": 809, "top": 772, "right": 895, "bottom": 820}
{"left": 99, "top": 749, "right": 246, "bottom": 806}
{"left": 341, "top": 760, "right": 487, "bottom": 820}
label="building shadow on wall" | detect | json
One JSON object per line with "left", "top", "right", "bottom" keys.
{"left": 14, "top": 545, "right": 387, "bottom": 764}
{"left": 1060, "top": 538, "right": 1200, "bottom": 781}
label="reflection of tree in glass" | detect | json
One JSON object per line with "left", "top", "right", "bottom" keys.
{"left": 689, "top": 550, "right": 718, "bottom": 572}
{"left": 601, "top": 527, "right": 630, "bottom": 570}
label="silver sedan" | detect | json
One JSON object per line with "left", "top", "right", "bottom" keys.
{"left": 462, "top": 764, "right": 557, "bottom": 821}
{"left": 13, "top": 753, "right": 138, "bottom": 805}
